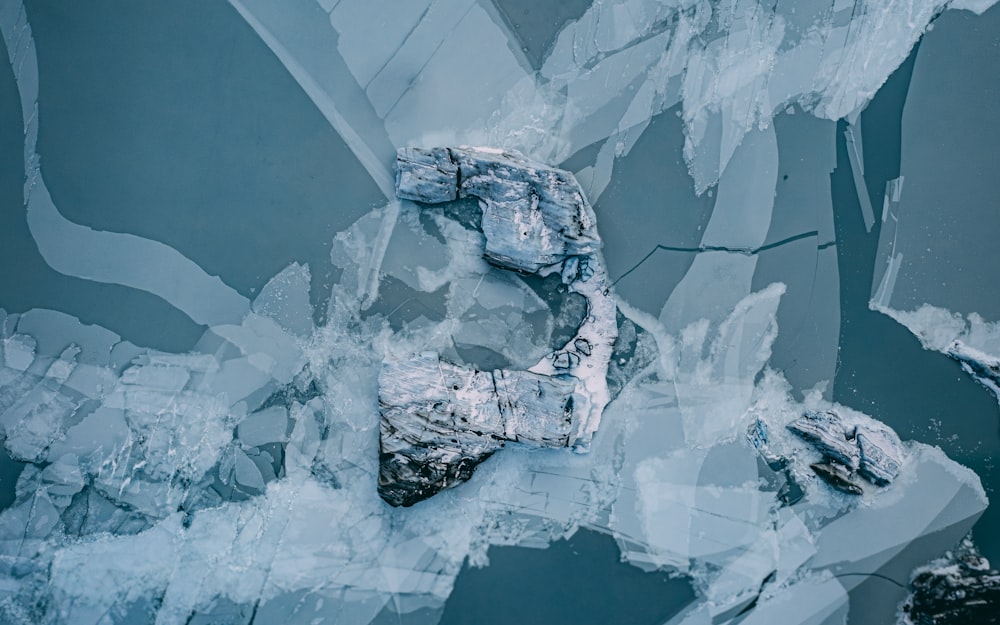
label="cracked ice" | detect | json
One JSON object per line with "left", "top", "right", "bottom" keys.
{"left": 0, "top": 0, "right": 998, "bottom": 624}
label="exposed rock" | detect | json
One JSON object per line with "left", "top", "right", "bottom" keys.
{"left": 380, "top": 147, "right": 617, "bottom": 506}
{"left": 396, "top": 147, "right": 601, "bottom": 274}
{"left": 748, "top": 417, "right": 806, "bottom": 506}
{"left": 758, "top": 409, "right": 904, "bottom": 498}
{"left": 809, "top": 462, "right": 864, "bottom": 496}
{"left": 901, "top": 537, "right": 1000, "bottom": 625}
{"left": 787, "top": 410, "right": 861, "bottom": 470}
{"left": 856, "top": 422, "right": 903, "bottom": 486}
{"left": 747, "top": 417, "right": 787, "bottom": 471}
{"left": 378, "top": 353, "right": 578, "bottom": 506}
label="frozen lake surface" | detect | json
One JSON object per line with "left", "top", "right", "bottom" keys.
{"left": 0, "top": 1, "right": 998, "bottom": 624}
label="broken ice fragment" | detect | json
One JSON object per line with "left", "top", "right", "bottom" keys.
{"left": 377, "top": 353, "right": 577, "bottom": 506}
{"left": 237, "top": 406, "right": 290, "bottom": 447}
{"left": 786, "top": 410, "right": 860, "bottom": 470}
{"left": 809, "top": 462, "right": 864, "bottom": 496}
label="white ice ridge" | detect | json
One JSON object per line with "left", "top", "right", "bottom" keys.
{"left": 0, "top": 1, "right": 249, "bottom": 328}
{"left": 231, "top": 0, "right": 998, "bottom": 198}
{"left": 873, "top": 303, "right": 1000, "bottom": 405}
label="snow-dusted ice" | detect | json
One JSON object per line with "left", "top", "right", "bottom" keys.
{"left": 0, "top": 0, "right": 998, "bottom": 623}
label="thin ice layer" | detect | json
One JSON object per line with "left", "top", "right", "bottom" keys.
{"left": 231, "top": 0, "right": 998, "bottom": 201}
{"left": 867, "top": 7, "right": 1000, "bottom": 420}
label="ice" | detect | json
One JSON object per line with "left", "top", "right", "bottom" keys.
{"left": 252, "top": 262, "right": 315, "bottom": 339}
{"left": 2, "top": 334, "right": 34, "bottom": 372}
{"left": 1, "top": 0, "right": 997, "bottom": 623}
{"left": 868, "top": 5, "right": 1000, "bottom": 393}
{"left": 844, "top": 123, "right": 876, "bottom": 232}
{"left": 635, "top": 449, "right": 769, "bottom": 569}
{"left": 237, "top": 405, "right": 290, "bottom": 447}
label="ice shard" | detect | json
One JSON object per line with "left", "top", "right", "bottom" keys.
{"left": 379, "top": 147, "right": 616, "bottom": 505}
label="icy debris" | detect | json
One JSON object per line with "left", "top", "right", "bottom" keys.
{"left": 251, "top": 262, "right": 315, "bottom": 338}
{"left": 900, "top": 537, "right": 1000, "bottom": 625}
{"left": 874, "top": 303, "right": 1000, "bottom": 406}
{"left": 237, "top": 405, "right": 290, "bottom": 447}
{"left": 2, "top": 334, "right": 36, "bottom": 372}
{"left": 946, "top": 340, "right": 1000, "bottom": 404}
{"left": 233, "top": 0, "right": 1000, "bottom": 202}
{"left": 0, "top": 2, "right": 995, "bottom": 622}
{"left": 380, "top": 147, "right": 617, "bottom": 505}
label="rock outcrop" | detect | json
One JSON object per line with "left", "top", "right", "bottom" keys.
{"left": 379, "top": 147, "right": 617, "bottom": 506}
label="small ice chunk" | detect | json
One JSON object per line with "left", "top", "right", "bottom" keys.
{"left": 121, "top": 360, "right": 191, "bottom": 391}
{"left": 40, "top": 455, "right": 85, "bottom": 503}
{"left": 237, "top": 406, "right": 290, "bottom": 447}
{"left": 2, "top": 386, "right": 76, "bottom": 462}
{"left": 3, "top": 334, "right": 36, "bottom": 371}
{"left": 252, "top": 262, "right": 315, "bottom": 338}
{"left": 234, "top": 447, "right": 266, "bottom": 492}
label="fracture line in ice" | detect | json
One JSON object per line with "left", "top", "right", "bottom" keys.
{"left": 0, "top": 2, "right": 250, "bottom": 329}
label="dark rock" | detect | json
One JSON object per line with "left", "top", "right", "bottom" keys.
{"left": 381, "top": 147, "right": 617, "bottom": 506}
{"left": 902, "top": 537, "right": 1000, "bottom": 625}
{"left": 947, "top": 340, "right": 1000, "bottom": 405}
{"left": 855, "top": 423, "right": 903, "bottom": 486}
{"left": 377, "top": 353, "right": 577, "bottom": 507}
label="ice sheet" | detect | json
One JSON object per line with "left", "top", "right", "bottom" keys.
{"left": 229, "top": 0, "right": 988, "bottom": 201}
{"left": 866, "top": 4, "right": 1000, "bottom": 428}
{"left": 0, "top": 1, "right": 996, "bottom": 624}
